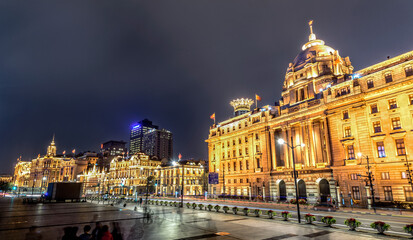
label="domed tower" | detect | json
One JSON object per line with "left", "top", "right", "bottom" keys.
{"left": 230, "top": 98, "right": 254, "bottom": 116}
{"left": 281, "top": 20, "right": 353, "bottom": 106}
{"left": 46, "top": 134, "right": 57, "bottom": 157}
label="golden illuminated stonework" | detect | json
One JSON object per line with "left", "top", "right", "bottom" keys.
{"left": 207, "top": 21, "right": 413, "bottom": 206}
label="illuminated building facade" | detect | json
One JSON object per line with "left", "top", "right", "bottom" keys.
{"left": 130, "top": 119, "right": 158, "bottom": 155}
{"left": 77, "top": 165, "right": 107, "bottom": 195}
{"left": 107, "top": 153, "right": 162, "bottom": 195}
{"left": 28, "top": 137, "right": 88, "bottom": 192}
{"left": 156, "top": 160, "right": 206, "bottom": 197}
{"left": 13, "top": 160, "right": 32, "bottom": 189}
{"left": 207, "top": 22, "right": 413, "bottom": 205}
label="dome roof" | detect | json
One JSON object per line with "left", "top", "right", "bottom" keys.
{"left": 287, "top": 43, "right": 335, "bottom": 73}
{"left": 286, "top": 20, "right": 335, "bottom": 73}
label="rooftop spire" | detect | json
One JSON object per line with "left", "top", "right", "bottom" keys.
{"left": 308, "top": 20, "right": 316, "bottom": 41}
{"left": 51, "top": 133, "right": 55, "bottom": 145}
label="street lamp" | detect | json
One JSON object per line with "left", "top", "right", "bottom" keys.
{"left": 357, "top": 153, "right": 376, "bottom": 212}
{"left": 277, "top": 137, "right": 305, "bottom": 223}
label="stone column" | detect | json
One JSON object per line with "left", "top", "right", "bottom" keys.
{"left": 322, "top": 117, "right": 332, "bottom": 165}
{"left": 270, "top": 129, "right": 277, "bottom": 170}
{"left": 307, "top": 119, "right": 316, "bottom": 167}
{"left": 365, "top": 186, "right": 372, "bottom": 209}
{"left": 281, "top": 127, "right": 290, "bottom": 168}
{"left": 336, "top": 186, "right": 342, "bottom": 207}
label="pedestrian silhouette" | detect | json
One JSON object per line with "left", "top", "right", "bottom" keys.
{"left": 101, "top": 225, "right": 113, "bottom": 240}
{"left": 111, "top": 222, "right": 123, "bottom": 240}
{"left": 79, "top": 225, "right": 92, "bottom": 240}
{"left": 92, "top": 222, "right": 102, "bottom": 240}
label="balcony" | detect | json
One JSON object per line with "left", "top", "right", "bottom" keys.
{"left": 316, "top": 162, "right": 327, "bottom": 168}
{"left": 276, "top": 167, "right": 284, "bottom": 171}
{"left": 255, "top": 168, "right": 262, "bottom": 172}
{"left": 345, "top": 159, "right": 357, "bottom": 166}
{"left": 295, "top": 164, "right": 303, "bottom": 170}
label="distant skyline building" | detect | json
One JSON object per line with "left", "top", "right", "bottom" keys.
{"left": 130, "top": 119, "right": 158, "bottom": 155}
{"left": 101, "top": 140, "right": 127, "bottom": 168}
{"left": 143, "top": 128, "right": 173, "bottom": 160}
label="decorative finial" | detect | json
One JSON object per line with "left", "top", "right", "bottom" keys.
{"left": 308, "top": 20, "right": 316, "bottom": 41}
{"left": 51, "top": 133, "right": 55, "bottom": 145}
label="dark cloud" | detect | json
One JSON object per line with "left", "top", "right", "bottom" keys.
{"left": 1, "top": 0, "right": 413, "bottom": 172}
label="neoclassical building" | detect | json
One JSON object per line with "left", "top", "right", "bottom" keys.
{"left": 25, "top": 137, "right": 87, "bottom": 193}
{"left": 207, "top": 22, "right": 413, "bottom": 206}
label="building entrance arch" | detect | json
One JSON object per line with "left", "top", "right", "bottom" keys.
{"left": 298, "top": 179, "right": 307, "bottom": 200}
{"left": 319, "top": 179, "right": 330, "bottom": 202}
{"left": 279, "top": 180, "right": 287, "bottom": 201}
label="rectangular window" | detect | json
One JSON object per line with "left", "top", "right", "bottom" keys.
{"left": 246, "top": 160, "right": 249, "bottom": 170}
{"left": 385, "top": 73, "right": 393, "bottom": 83}
{"left": 405, "top": 66, "right": 413, "bottom": 77}
{"left": 256, "top": 158, "right": 261, "bottom": 169}
{"left": 410, "top": 94, "right": 413, "bottom": 105}
{"left": 233, "top": 140, "right": 236, "bottom": 146}
{"left": 389, "top": 99, "right": 398, "bottom": 109}
{"left": 367, "top": 79, "right": 374, "bottom": 89}
{"left": 233, "top": 162, "right": 237, "bottom": 171}
{"left": 371, "top": 104, "right": 378, "bottom": 114}
{"left": 384, "top": 186, "right": 393, "bottom": 201}
{"left": 373, "top": 121, "right": 382, "bottom": 133}
{"left": 240, "top": 179, "right": 243, "bottom": 183}
{"left": 392, "top": 117, "right": 401, "bottom": 130}
{"left": 255, "top": 134, "right": 259, "bottom": 140}
{"left": 343, "top": 110, "right": 349, "bottom": 120}
{"left": 240, "top": 161, "right": 243, "bottom": 170}
{"left": 233, "top": 150, "right": 236, "bottom": 157}
{"left": 234, "top": 179, "right": 237, "bottom": 184}
{"left": 245, "top": 147, "right": 249, "bottom": 155}
{"left": 352, "top": 186, "right": 360, "bottom": 200}
{"left": 239, "top": 138, "right": 242, "bottom": 144}
{"left": 256, "top": 145, "right": 260, "bottom": 153}
{"left": 377, "top": 142, "right": 386, "bottom": 158}
{"left": 245, "top": 137, "right": 248, "bottom": 143}
{"left": 381, "top": 172, "right": 390, "bottom": 180}
{"left": 347, "top": 145, "right": 355, "bottom": 159}
{"left": 402, "top": 172, "right": 410, "bottom": 179}
{"left": 396, "top": 139, "right": 406, "bottom": 156}
{"left": 350, "top": 173, "right": 358, "bottom": 180}
{"left": 405, "top": 186, "right": 413, "bottom": 202}
{"left": 228, "top": 162, "right": 231, "bottom": 172}
{"left": 344, "top": 126, "right": 351, "bottom": 137}
{"left": 239, "top": 149, "right": 242, "bottom": 156}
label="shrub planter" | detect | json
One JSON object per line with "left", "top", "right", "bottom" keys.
{"left": 370, "top": 221, "right": 390, "bottom": 234}
{"left": 242, "top": 208, "right": 249, "bottom": 216}
{"left": 207, "top": 204, "right": 213, "bottom": 211}
{"left": 281, "top": 211, "right": 291, "bottom": 221}
{"left": 344, "top": 218, "right": 361, "bottom": 231}
{"left": 305, "top": 214, "right": 315, "bottom": 224}
{"left": 321, "top": 216, "right": 336, "bottom": 227}
{"left": 298, "top": 199, "right": 307, "bottom": 205}
{"left": 198, "top": 204, "right": 204, "bottom": 210}
{"left": 186, "top": 202, "right": 191, "bottom": 208}
{"left": 169, "top": 202, "right": 173, "bottom": 206}
{"left": 223, "top": 206, "right": 229, "bottom": 213}
{"left": 232, "top": 207, "right": 239, "bottom": 215}
{"left": 404, "top": 224, "right": 413, "bottom": 236}
{"left": 267, "top": 210, "right": 274, "bottom": 219}
{"left": 155, "top": 200, "right": 159, "bottom": 205}
{"left": 290, "top": 199, "right": 297, "bottom": 204}
{"left": 254, "top": 209, "right": 261, "bottom": 217}
{"left": 192, "top": 203, "right": 197, "bottom": 209}
{"left": 214, "top": 205, "right": 221, "bottom": 212}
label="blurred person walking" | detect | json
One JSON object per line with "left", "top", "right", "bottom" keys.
{"left": 101, "top": 225, "right": 113, "bottom": 240}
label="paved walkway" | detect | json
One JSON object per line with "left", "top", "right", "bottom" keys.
{"left": 0, "top": 197, "right": 409, "bottom": 240}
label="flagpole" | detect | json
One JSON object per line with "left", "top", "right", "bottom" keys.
{"left": 255, "top": 94, "right": 257, "bottom": 109}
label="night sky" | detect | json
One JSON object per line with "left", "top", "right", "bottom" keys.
{"left": 1, "top": 1, "right": 413, "bottom": 173}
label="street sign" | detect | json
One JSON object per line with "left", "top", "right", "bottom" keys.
{"left": 208, "top": 172, "right": 219, "bottom": 184}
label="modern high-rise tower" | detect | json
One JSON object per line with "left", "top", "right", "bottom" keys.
{"left": 130, "top": 119, "right": 158, "bottom": 154}
{"left": 143, "top": 128, "right": 173, "bottom": 160}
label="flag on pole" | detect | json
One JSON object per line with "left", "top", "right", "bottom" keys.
{"left": 63, "top": 150, "right": 66, "bottom": 155}
{"left": 210, "top": 113, "right": 216, "bottom": 124}
{"left": 255, "top": 94, "right": 261, "bottom": 109}
{"left": 309, "top": 20, "right": 313, "bottom": 26}
{"left": 178, "top": 153, "right": 182, "bottom": 160}
{"left": 72, "top": 149, "right": 76, "bottom": 154}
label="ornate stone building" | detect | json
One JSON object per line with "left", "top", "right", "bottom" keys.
{"left": 27, "top": 136, "right": 88, "bottom": 193}
{"left": 157, "top": 159, "right": 206, "bottom": 197}
{"left": 207, "top": 22, "right": 413, "bottom": 206}
{"left": 13, "top": 160, "right": 32, "bottom": 190}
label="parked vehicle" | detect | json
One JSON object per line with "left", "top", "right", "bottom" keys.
{"left": 313, "top": 203, "right": 336, "bottom": 212}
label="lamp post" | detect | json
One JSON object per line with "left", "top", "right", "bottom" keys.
{"left": 277, "top": 137, "right": 305, "bottom": 223}
{"left": 357, "top": 153, "right": 375, "bottom": 212}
